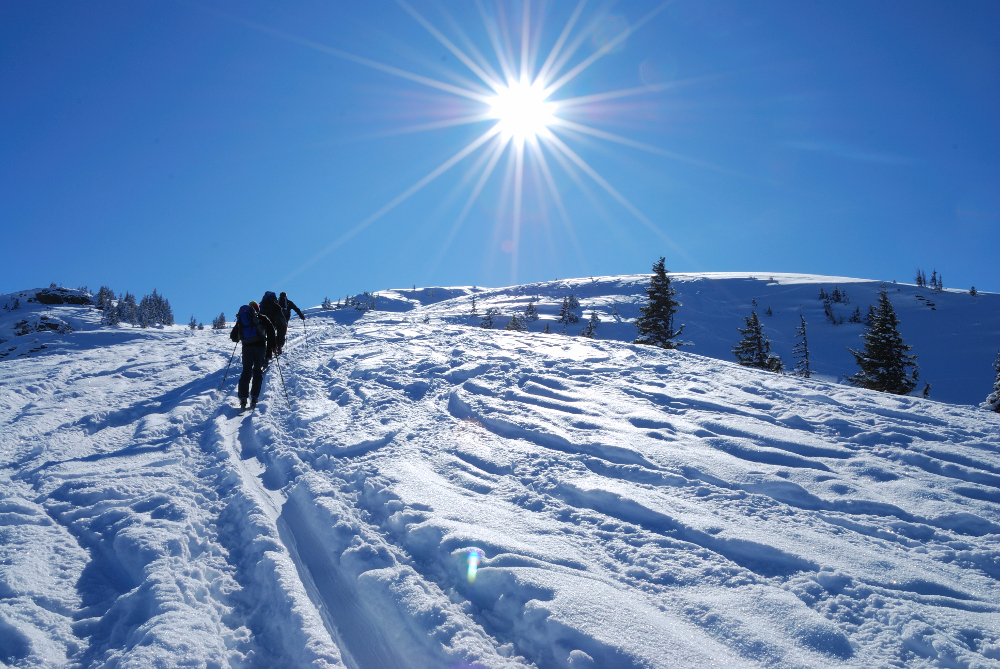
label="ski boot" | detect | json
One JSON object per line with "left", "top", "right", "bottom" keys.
{"left": 239, "top": 398, "right": 247, "bottom": 411}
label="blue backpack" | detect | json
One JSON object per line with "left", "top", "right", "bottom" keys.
{"left": 237, "top": 305, "right": 263, "bottom": 344}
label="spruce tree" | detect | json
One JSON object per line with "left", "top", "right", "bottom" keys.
{"left": 524, "top": 300, "right": 539, "bottom": 321}
{"left": 504, "top": 312, "right": 527, "bottom": 331}
{"left": 567, "top": 294, "right": 580, "bottom": 310}
{"left": 480, "top": 307, "right": 499, "bottom": 329}
{"left": 542, "top": 323, "right": 550, "bottom": 334}
{"left": 557, "top": 296, "right": 579, "bottom": 329}
{"left": 469, "top": 294, "right": 478, "bottom": 316}
{"left": 321, "top": 296, "right": 332, "bottom": 310}
{"left": 581, "top": 310, "right": 601, "bottom": 338}
{"left": 981, "top": 350, "right": 1000, "bottom": 413}
{"left": 970, "top": 286, "right": 978, "bottom": 297}
{"left": 845, "top": 285, "right": 919, "bottom": 395}
{"left": 117, "top": 292, "right": 137, "bottom": 325}
{"left": 792, "top": 315, "right": 810, "bottom": 378}
{"left": 189, "top": 315, "right": 197, "bottom": 330}
{"left": 733, "top": 311, "right": 782, "bottom": 371}
{"left": 102, "top": 301, "right": 120, "bottom": 326}
{"left": 633, "top": 257, "right": 684, "bottom": 349}
{"left": 212, "top": 313, "right": 226, "bottom": 329}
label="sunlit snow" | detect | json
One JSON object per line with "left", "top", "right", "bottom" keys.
{"left": 1, "top": 274, "right": 999, "bottom": 668}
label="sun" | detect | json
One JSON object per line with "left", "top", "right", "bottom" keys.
{"left": 488, "top": 80, "right": 555, "bottom": 142}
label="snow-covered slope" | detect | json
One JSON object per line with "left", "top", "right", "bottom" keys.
{"left": 2, "top": 293, "right": 1000, "bottom": 668}
{"left": 358, "top": 273, "right": 1000, "bottom": 407}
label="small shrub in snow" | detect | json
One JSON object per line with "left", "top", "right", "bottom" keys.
{"left": 197, "top": 322, "right": 204, "bottom": 330}
{"left": 189, "top": 315, "right": 197, "bottom": 330}
{"left": 212, "top": 313, "right": 226, "bottom": 329}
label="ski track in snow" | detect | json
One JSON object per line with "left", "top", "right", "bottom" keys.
{"left": 2, "top": 279, "right": 1000, "bottom": 668}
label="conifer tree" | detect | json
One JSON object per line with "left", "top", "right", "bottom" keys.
{"left": 101, "top": 301, "right": 120, "bottom": 326}
{"left": 845, "top": 285, "right": 919, "bottom": 394}
{"left": 981, "top": 350, "right": 1000, "bottom": 413}
{"left": 321, "top": 296, "right": 332, "bottom": 310}
{"left": 480, "top": 307, "right": 499, "bottom": 329}
{"left": 557, "top": 296, "right": 579, "bottom": 328}
{"left": 633, "top": 257, "right": 684, "bottom": 349}
{"left": 542, "top": 323, "right": 550, "bottom": 334}
{"left": 212, "top": 313, "right": 226, "bottom": 329}
{"left": 792, "top": 315, "right": 810, "bottom": 378}
{"left": 581, "top": 310, "right": 601, "bottom": 338}
{"left": 96, "top": 286, "right": 116, "bottom": 311}
{"left": 504, "top": 312, "right": 527, "bottom": 331}
{"left": 469, "top": 294, "right": 478, "bottom": 317}
{"left": 116, "top": 292, "right": 137, "bottom": 325}
{"left": 733, "top": 311, "right": 782, "bottom": 372}
{"left": 197, "top": 322, "right": 204, "bottom": 330}
{"left": 970, "top": 286, "right": 978, "bottom": 297}
{"left": 189, "top": 315, "right": 197, "bottom": 330}
{"left": 848, "top": 307, "right": 862, "bottom": 323}
{"left": 765, "top": 306, "right": 773, "bottom": 316}
{"left": 524, "top": 300, "right": 539, "bottom": 321}
{"left": 915, "top": 269, "right": 924, "bottom": 287}
{"left": 567, "top": 294, "right": 580, "bottom": 310}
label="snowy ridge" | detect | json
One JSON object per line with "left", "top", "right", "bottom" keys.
{"left": 364, "top": 273, "right": 999, "bottom": 407}
{"left": 1, "top": 275, "right": 1000, "bottom": 668}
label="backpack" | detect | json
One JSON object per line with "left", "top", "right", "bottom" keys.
{"left": 236, "top": 305, "right": 263, "bottom": 345}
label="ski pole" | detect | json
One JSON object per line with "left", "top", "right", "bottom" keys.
{"left": 276, "top": 354, "right": 291, "bottom": 409}
{"left": 219, "top": 342, "right": 238, "bottom": 392}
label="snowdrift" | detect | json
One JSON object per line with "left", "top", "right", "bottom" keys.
{"left": 1, "top": 275, "right": 999, "bottom": 668}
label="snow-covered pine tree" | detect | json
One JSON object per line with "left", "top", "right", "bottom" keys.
{"left": 845, "top": 285, "right": 919, "bottom": 395}
{"left": 818, "top": 288, "right": 828, "bottom": 300}
{"left": 197, "top": 322, "right": 204, "bottom": 330}
{"left": 581, "top": 310, "right": 601, "bottom": 338}
{"left": 542, "top": 323, "right": 550, "bottom": 334}
{"left": 792, "top": 315, "right": 810, "bottom": 378}
{"left": 469, "top": 294, "right": 478, "bottom": 317}
{"left": 765, "top": 306, "right": 773, "bottom": 316}
{"left": 930, "top": 270, "right": 938, "bottom": 291}
{"left": 633, "top": 257, "right": 684, "bottom": 349}
{"left": 556, "top": 296, "right": 578, "bottom": 330}
{"left": 915, "top": 269, "right": 924, "bottom": 287}
{"left": 611, "top": 301, "right": 621, "bottom": 321}
{"left": 96, "top": 286, "right": 115, "bottom": 311}
{"left": 733, "top": 311, "right": 782, "bottom": 371}
{"left": 212, "top": 313, "right": 226, "bottom": 329}
{"left": 848, "top": 307, "right": 862, "bottom": 323}
{"left": 137, "top": 295, "right": 154, "bottom": 328}
{"left": 117, "top": 292, "right": 137, "bottom": 325}
{"left": 321, "top": 296, "right": 332, "bottom": 310}
{"left": 480, "top": 307, "right": 499, "bottom": 329}
{"left": 101, "top": 300, "right": 120, "bottom": 326}
{"left": 970, "top": 286, "right": 978, "bottom": 297}
{"left": 831, "top": 287, "right": 842, "bottom": 303}
{"left": 935, "top": 273, "right": 943, "bottom": 292}
{"left": 981, "top": 350, "right": 1000, "bottom": 413}
{"left": 189, "top": 315, "right": 197, "bottom": 330}
{"left": 524, "top": 300, "right": 539, "bottom": 321}
{"left": 504, "top": 312, "right": 526, "bottom": 331}
{"left": 567, "top": 294, "right": 580, "bottom": 310}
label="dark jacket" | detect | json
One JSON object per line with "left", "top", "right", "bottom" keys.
{"left": 279, "top": 295, "right": 304, "bottom": 322}
{"left": 230, "top": 309, "right": 276, "bottom": 351}
{"left": 259, "top": 295, "right": 287, "bottom": 335}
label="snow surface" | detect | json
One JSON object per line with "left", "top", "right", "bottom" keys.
{"left": 2, "top": 276, "right": 1000, "bottom": 668}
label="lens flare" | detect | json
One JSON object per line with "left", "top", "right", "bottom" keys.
{"left": 466, "top": 548, "right": 483, "bottom": 583}
{"left": 488, "top": 81, "right": 554, "bottom": 142}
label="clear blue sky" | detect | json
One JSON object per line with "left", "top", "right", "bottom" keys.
{"left": 2, "top": 1, "right": 997, "bottom": 322}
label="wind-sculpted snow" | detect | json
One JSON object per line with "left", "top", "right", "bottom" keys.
{"left": 2, "top": 298, "right": 1000, "bottom": 668}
